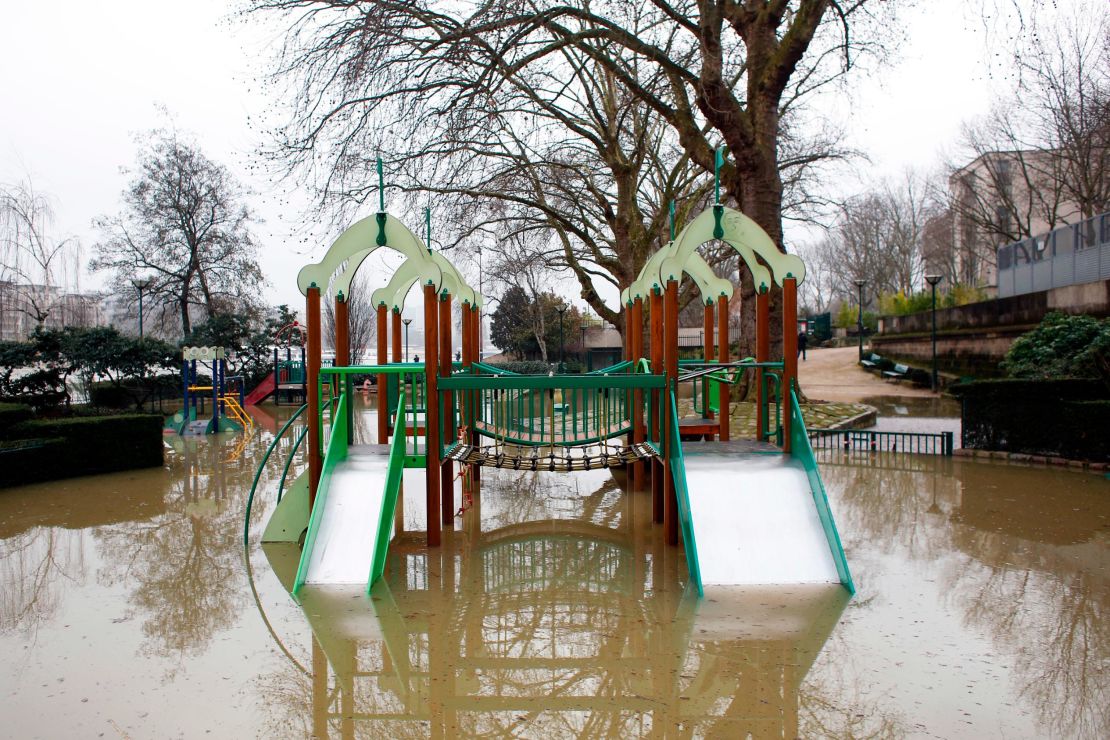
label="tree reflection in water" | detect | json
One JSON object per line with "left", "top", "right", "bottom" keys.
{"left": 818, "top": 450, "right": 1110, "bottom": 739}
{"left": 257, "top": 465, "right": 876, "bottom": 738}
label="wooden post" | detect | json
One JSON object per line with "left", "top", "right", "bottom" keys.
{"left": 631, "top": 297, "right": 645, "bottom": 491}
{"left": 335, "top": 293, "right": 351, "bottom": 443}
{"left": 423, "top": 283, "right": 441, "bottom": 546}
{"left": 468, "top": 304, "right": 481, "bottom": 482}
{"left": 717, "top": 295, "right": 730, "bottom": 442}
{"left": 783, "top": 277, "right": 798, "bottom": 453}
{"left": 663, "top": 280, "right": 679, "bottom": 546}
{"left": 649, "top": 289, "right": 664, "bottom": 523}
{"left": 376, "top": 303, "right": 388, "bottom": 444}
{"left": 756, "top": 291, "right": 770, "bottom": 441}
{"left": 702, "top": 301, "right": 714, "bottom": 420}
{"left": 439, "top": 292, "right": 454, "bottom": 526}
{"left": 391, "top": 308, "right": 402, "bottom": 362}
{"left": 306, "top": 285, "right": 322, "bottom": 506}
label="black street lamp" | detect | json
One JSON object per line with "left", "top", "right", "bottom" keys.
{"left": 925, "top": 274, "right": 944, "bottom": 391}
{"left": 580, "top": 320, "right": 588, "bottom": 369}
{"left": 556, "top": 305, "right": 567, "bottom": 372}
{"left": 133, "top": 279, "right": 152, "bottom": 338}
{"left": 402, "top": 318, "right": 413, "bottom": 362}
{"left": 854, "top": 279, "right": 866, "bottom": 361}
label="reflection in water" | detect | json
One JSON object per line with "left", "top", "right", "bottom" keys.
{"left": 0, "top": 409, "right": 1107, "bottom": 738}
{"left": 819, "top": 450, "right": 1110, "bottom": 739}
{"left": 263, "top": 467, "right": 853, "bottom": 738}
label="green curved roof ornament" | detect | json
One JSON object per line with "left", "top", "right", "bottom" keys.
{"left": 660, "top": 205, "right": 805, "bottom": 289}
{"left": 621, "top": 243, "right": 736, "bottom": 305}
{"left": 297, "top": 212, "right": 435, "bottom": 298}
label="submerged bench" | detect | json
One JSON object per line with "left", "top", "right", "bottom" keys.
{"left": 860, "top": 353, "right": 882, "bottom": 371}
{"left": 882, "top": 363, "right": 909, "bottom": 381}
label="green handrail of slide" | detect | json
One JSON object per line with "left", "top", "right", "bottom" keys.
{"left": 370, "top": 388, "right": 407, "bottom": 587}
{"left": 243, "top": 403, "right": 308, "bottom": 545}
{"left": 667, "top": 390, "right": 703, "bottom": 596}
{"left": 789, "top": 388, "right": 855, "bottom": 594}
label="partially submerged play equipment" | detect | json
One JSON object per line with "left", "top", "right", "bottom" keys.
{"left": 168, "top": 346, "right": 253, "bottom": 435}
{"left": 243, "top": 321, "right": 310, "bottom": 407}
{"left": 250, "top": 154, "right": 853, "bottom": 602}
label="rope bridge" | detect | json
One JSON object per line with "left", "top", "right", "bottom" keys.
{"left": 447, "top": 441, "right": 657, "bottom": 471}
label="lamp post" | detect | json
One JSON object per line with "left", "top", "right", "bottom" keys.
{"left": 580, "top": 320, "right": 588, "bottom": 370}
{"left": 925, "top": 274, "right": 943, "bottom": 392}
{"left": 556, "top": 305, "right": 567, "bottom": 372}
{"left": 854, "top": 279, "right": 866, "bottom": 361}
{"left": 402, "top": 318, "right": 412, "bottom": 362}
{"left": 133, "top": 279, "right": 152, "bottom": 338}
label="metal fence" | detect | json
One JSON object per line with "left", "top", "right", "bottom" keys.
{"left": 996, "top": 212, "right": 1110, "bottom": 298}
{"left": 808, "top": 429, "right": 955, "bottom": 456}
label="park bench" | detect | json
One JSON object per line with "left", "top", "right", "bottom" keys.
{"left": 882, "top": 363, "right": 909, "bottom": 381}
{"left": 860, "top": 353, "right": 882, "bottom": 371}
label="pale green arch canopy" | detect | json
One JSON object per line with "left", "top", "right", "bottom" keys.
{"left": 622, "top": 247, "right": 735, "bottom": 306}
{"left": 660, "top": 206, "right": 804, "bottom": 293}
{"left": 297, "top": 212, "right": 440, "bottom": 299}
{"left": 297, "top": 212, "right": 483, "bottom": 308}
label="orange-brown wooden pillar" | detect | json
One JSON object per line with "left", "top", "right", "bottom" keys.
{"left": 468, "top": 303, "right": 481, "bottom": 482}
{"left": 306, "top": 284, "right": 322, "bottom": 506}
{"left": 702, "top": 301, "right": 714, "bottom": 420}
{"left": 391, "top": 308, "right": 402, "bottom": 362}
{"left": 423, "top": 284, "right": 441, "bottom": 546}
{"left": 376, "top": 303, "right": 388, "bottom": 444}
{"left": 439, "top": 292, "right": 454, "bottom": 525}
{"left": 663, "top": 280, "right": 679, "bottom": 546}
{"left": 756, "top": 291, "right": 770, "bottom": 441}
{"left": 717, "top": 295, "right": 730, "bottom": 442}
{"left": 782, "top": 277, "right": 798, "bottom": 453}
{"left": 630, "top": 297, "right": 645, "bottom": 490}
{"left": 335, "top": 292, "right": 350, "bottom": 443}
{"left": 649, "top": 289, "right": 664, "bottom": 523}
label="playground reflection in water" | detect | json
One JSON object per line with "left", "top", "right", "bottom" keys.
{"left": 0, "top": 399, "right": 1106, "bottom": 738}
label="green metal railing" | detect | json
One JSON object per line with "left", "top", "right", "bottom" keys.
{"left": 440, "top": 370, "right": 666, "bottom": 447}
{"left": 293, "top": 392, "right": 351, "bottom": 596}
{"left": 369, "top": 388, "right": 408, "bottom": 588}
{"left": 789, "top": 389, "right": 855, "bottom": 594}
{"left": 667, "top": 390, "right": 703, "bottom": 595}
{"left": 243, "top": 404, "right": 307, "bottom": 545}
{"left": 318, "top": 364, "right": 427, "bottom": 461}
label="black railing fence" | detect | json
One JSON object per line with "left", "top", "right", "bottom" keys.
{"left": 808, "top": 429, "right": 954, "bottom": 456}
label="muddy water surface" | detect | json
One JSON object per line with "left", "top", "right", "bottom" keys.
{"left": 0, "top": 403, "right": 1107, "bottom": 738}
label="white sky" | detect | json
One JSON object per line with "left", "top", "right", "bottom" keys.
{"left": 0, "top": 0, "right": 1048, "bottom": 318}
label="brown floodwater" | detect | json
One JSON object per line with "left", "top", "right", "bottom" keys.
{"left": 0, "top": 402, "right": 1107, "bottom": 738}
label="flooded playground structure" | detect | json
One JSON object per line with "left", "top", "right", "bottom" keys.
{"left": 1, "top": 176, "right": 1107, "bottom": 738}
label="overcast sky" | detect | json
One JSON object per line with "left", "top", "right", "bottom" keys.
{"left": 0, "top": 0, "right": 1056, "bottom": 317}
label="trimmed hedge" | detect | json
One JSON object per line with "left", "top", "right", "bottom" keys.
{"left": 0, "top": 403, "right": 33, "bottom": 435}
{"left": 2, "top": 414, "right": 164, "bottom": 487}
{"left": 951, "top": 379, "right": 1110, "bottom": 461}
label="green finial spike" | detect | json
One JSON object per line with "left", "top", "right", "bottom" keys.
{"left": 425, "top": 207, "right": 431, "bottom": 253}
{"left": 669, "top": 200, "right": 676, "bottom": 241}
{"left": 714, "top": 146, "right": 723, "bottom": 205}
{"left": 377, "top": 157, "right": 385, "bottom": 212}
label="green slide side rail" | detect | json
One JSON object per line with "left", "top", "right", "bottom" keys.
{"left": 243, "top": 403, "right": 307, "bottom": 545}
{"left": 369, "top": 388, "right": 407, "bottom": 589}
{"left": 668, "top": 390, "right": 703, "bottom": 596}
{"left": 790, "top": 389, "right": 855, "bottom": 594}
{"left": 292, "top": 392, "right": 351, "bottom": 597}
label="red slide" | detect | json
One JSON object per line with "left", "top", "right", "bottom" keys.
{"left": 244, "top": 375, "right": 276, "bottom": 406}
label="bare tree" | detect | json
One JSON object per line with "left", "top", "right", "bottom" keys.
{"left": 0, "top": 179, "right": 81, "bottom": 330}
{"left": 323, "top": 273, "right": 376, "bottom": 362}
{"left": 91, "top": 129, "right": 263, "bottom": 336}
{"left": 945, "top": 8, "right": 1109, "bottom": 282}
{"left": 248, "top": 0, "right": 889, "bottom": 357}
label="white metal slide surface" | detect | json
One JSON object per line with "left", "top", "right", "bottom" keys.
{"left": 304, "top": 449, "right": 388, "bottom": 585}
{"left": 684, "top": 453, "right": 840, "bottom": 586}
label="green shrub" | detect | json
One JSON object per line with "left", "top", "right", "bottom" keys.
{"left": 0, "top": 403, "right": 33, "bottom": 435}
{"left": 951, "top": 379, "right": 1109, "bottom": 460}
{"left": 486, "top": 360, "right": 558, "bottom": 375}
{"left": 3, "top": 414, "right": 164, "bottom": 487}
{"left": 1000, "top": 312, "right": 1110, "bottom": 380}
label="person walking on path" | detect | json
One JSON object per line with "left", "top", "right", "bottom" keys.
{"left": 797, "top": 331, "right": 808, "bottom": 361}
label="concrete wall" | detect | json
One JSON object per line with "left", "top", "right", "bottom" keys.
{"left": 871, "top": 279, "right": 1110, "bottom": 377}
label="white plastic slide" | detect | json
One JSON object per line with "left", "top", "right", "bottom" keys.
{"left": 684, "top": 452, "right": 840, "bottom": 586}
{"left": 303, "top": 447, "right": 389, "bottom": 585}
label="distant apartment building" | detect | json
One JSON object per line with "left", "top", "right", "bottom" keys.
{"left": 946, "top": 149, "right": 1088, "bottom": 289}
{"left": 0, "top": 280, "right": 106, "bottom": 341}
